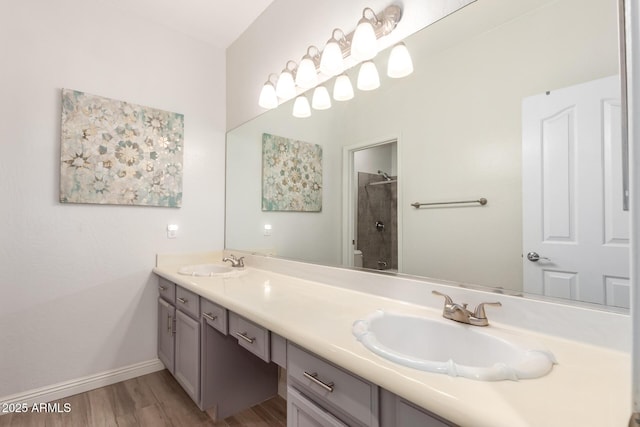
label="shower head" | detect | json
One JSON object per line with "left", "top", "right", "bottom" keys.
{"left": 377, "top": 170, "right": 392, "bottom": 181}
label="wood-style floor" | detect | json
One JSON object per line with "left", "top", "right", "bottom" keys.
{"left": 0, "top": 369, "right": 286, "bottom": 427}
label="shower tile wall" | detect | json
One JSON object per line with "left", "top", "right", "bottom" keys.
{"left": 357, "top": 172, "right": 398, "bottom": 270}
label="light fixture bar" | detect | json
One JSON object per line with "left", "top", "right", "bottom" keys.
{"left": 258, "top": 4, "right": 406, "bottom": 111}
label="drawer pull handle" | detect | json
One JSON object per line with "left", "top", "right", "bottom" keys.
{"left": 177, "top": 297, "right": 188, "bottom": 304}
{"left": 167, "top": 314, "right": 172, "bottom": 333}
{"left": 203, "top": 312, "right": 217, "bottom": 322}
{"left": 303, "top": 371, "right": 335, "bottom": 392}
{"left": 159, "top": 285, "right": 167, "bottom": 291}
{"left": 235, "top": 332, "right": 256, "bottom": 344}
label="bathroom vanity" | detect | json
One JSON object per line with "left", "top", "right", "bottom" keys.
{"left": 153, "top": 252, "right": 630, "bottom": 426}
{"left": 156, "top": 275, "right": 278, "bottom": 419}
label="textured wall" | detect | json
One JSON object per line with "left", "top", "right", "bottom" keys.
{"left": 0, "top": 0, "right": 226, "bottom": 398}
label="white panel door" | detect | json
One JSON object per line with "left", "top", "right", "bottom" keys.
{"left": 522, "top": 75, "right": 630, "bottom": 307}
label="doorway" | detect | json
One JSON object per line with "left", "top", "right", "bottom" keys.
{"left": 342, "top": 139, "right": 400, "bottom": 271}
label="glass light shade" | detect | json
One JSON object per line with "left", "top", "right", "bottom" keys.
{"left": 387, "top": 42, "right": 414, "bottom": 78}
{"left": 351, "top": 18, "right": 378, "bottom": 61}
{"left": 312, "top": 86, "right": 332, "bottom": 110}
{"left": 295, "top": 56, "right": 318, "bottom": 89}
{"left": 319, "top": 39, "right": 344, "bottom": 76}
{"left": 333, "top": 74, "right": 354, "bottom": 101}
{"left": 292, "top": 95, "right": 311, "bottom": 118}
{"left": 275, "top": 70, "right": 296, "bottom": 99}
{"left": 258, "top": 82, "right": 278, "bottom": 109}
{"left": 357, "top": 61, "right": 380, "bottom": 91}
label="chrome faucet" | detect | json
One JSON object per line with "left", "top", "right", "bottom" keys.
{"left": 432, "top": 290, "right": 501, "bottom": 327}
{"left": 222, "top": 254, "right": 244, "bottom": 268}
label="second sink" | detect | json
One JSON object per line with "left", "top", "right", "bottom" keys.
{"left": 177, "top": 264, "right": 237, "bottom": 277}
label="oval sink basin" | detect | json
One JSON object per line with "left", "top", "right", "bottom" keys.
{"left": 177, "top": 264, "right": 236, "bottom": 277}
{"left": 352, "top": 310, "right": 556, "bottom": 381}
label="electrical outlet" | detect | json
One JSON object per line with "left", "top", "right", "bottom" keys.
{"left": 264, "top": 224, "right": 272, "bottom": 236}
{"left": 167, "top": 224, "right": 178, "bottom": 239}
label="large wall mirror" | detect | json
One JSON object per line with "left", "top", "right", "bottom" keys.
{"left": 226, "top": 0, "right": 630, "bottom": 311}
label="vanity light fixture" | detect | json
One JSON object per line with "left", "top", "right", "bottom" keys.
{"left": 387, "top": 42, "right": 414, "bottom": 78}
{"left": 275, "top": 60, "right": 298, "bottom": 100}
{"left": 311, "top": 86, "right": 332, "bottom": 110}
{"left": 333, "top": 74, "right": 354, "bottom": 101}
{"left": 258, "top": 74, "right": 279, "bottom": 109}
{"left": 351, "top": 8, "right": 380, "bottom": 61}
{"left": 292, "top": 95, "right": 311, "bottom": 118}
{"left": 296, "top": 46, "right": 321, "bottom": 89}
{"left": 357, "top": 61, "right": 380, "bottom": 91}
{"left": 319, "top": 29, "right": 348, "bottom": 77}
{"left": 258, "top": 4, "right": 407, "bottom": 115}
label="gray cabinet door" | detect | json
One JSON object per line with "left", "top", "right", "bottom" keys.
{"left": 287, "top": 387, "right": 347, "bottom": 427}
{"left": 394, "top": 401, "right": 452, "bottom": 427}
{"left": 157, "top": 298, "right": 175, "bottom": 374}
{"left": 175, "top": 309, "right": 200, "bottom": 404}
{"left": 380, "top": 389, "right": 455, "bottom": 427}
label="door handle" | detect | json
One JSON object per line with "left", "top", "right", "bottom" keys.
{"left": 527, "top": 252, "right": 550, "bottom": 262}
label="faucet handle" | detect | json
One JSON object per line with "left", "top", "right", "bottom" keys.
{"left": 432, "top": 290, "right": 454, "bottom": 305}
{"left": 472, "top": 301, "right": 502, "bottom": 319}
{"left": 236, "top": 257, "right": 245, "bottom": 267}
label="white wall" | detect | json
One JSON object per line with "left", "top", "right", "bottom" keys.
{"left": 0, "top": 0, "right": 226, "bottom": 398}
{"left": 226, "top": 0, "right": 474, "bottom": 129}
{"left": 354, "top": 143, "right": 396, "bottom": 176}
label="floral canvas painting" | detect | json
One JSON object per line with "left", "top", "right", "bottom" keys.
{"left": 262, "top": 133, "right": 322, "bottom": 212}
{"left": 60, "top": 89, "right": 184, "bottom": 207}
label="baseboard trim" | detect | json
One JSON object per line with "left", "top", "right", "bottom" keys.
{"left": 0, "top": 359, "right": 165, "bottom": 409}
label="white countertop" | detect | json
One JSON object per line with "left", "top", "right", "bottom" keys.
{"left": 153, "top": 254, "right": 630, "bottom": 427}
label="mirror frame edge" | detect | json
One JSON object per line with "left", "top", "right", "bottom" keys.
{"left": 623, "top": 0, "right": 640, "bottom": 419}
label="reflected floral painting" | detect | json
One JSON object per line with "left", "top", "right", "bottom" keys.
{"left": 60, "top": 89, "right": 184, "bottom": 207}
{"left": 262, "top": 133, "right": 322, "bottom": 212}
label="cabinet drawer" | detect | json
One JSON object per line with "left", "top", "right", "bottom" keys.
{"left": 287, "top": 343, "right": 378, "bottom": 427}
{"left": 287, "top": 386, "right": 347, "bottom": 427}
{"left": 229, "top": 312, "right": 270, "bottom": 362}
{"left": 380, "top": 388, "right": 455, "bottom": 427}
{"left": 395, "top": 399, "right": 453, "bottom": 427}
{"left": 158, "top": 278, "right": 176, "bottom": 304}
{"left": 176, "top": 286, "right": 199, "bottom": 319}
{"left": 200, "top": 298, "right": 228, "bottom": 335}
